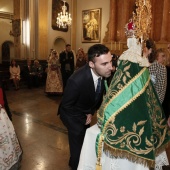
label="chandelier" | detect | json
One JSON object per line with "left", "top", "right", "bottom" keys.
{"left": 56, "top": 1, "right": 72, "bottom": 28}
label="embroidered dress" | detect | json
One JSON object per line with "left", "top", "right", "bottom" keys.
{"left": 9, "top": 66, "right": 20, "bottom": 80}
{"left": 0, "top": 106, "right": 22, "bottom": 170}
{"left": 45, "top": 56, "right": 63, "bottom": 94}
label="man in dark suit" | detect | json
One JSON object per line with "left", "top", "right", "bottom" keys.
{"left": 59, "top": 44, "right": 75, "bottom": 88}
{"left": 23, "top": 59, "right": 33, "bottom": 89}
{"left": 59, "top": 44, "right": 113, "bottom": 170}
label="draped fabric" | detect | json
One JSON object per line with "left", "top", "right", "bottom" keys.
{"left": 0, "top": 106, "right": 22, "bottom": 169}
{"left": 96, "top": 60, "right": 170, "bottom": 168}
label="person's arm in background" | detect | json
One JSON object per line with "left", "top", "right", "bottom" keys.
{"left": 155, "top": 65, "right": 167, "bottom": 103}
{"left": 17, "top": 65, "right": 20, "bottom": 77}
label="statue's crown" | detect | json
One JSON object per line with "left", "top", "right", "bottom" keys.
{"left": 125, "top": 18, "right": 135, "bottom": 38}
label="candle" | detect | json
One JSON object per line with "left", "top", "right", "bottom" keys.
{"left": 114, "top": 42, "right": 116, "bottom": 50}
{"left": 119, "top": 42, "right": 120, "bottom": 50}
{"left": 111, "top": 42, "right": 112, "bottom": 50}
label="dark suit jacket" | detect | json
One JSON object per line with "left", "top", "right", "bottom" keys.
{"left": 59, "top": 50, "right": 74, "bottom": 74}
{"left": 23, "top": 65, "right": 32, "bottom": 75}
{"left": 59, "top": 64, "right": 104, "bottom": 126}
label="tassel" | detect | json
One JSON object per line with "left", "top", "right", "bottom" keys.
{"left": 96, "top": 163, "right": 102, "bottom": 170}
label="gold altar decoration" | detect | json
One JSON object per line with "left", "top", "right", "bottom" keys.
{"left": 132, "top": 0, "right": 152, "bottom": 42}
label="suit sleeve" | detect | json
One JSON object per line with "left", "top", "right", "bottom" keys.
{"left": 61, "top": 78, "right": 80, "bottom": 112}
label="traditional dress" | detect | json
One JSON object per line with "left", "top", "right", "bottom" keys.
{"left": 45, "top": 54, "right": 63, "bottom": 94}
{"left": 9, "top": 65, "right": 20, "bottom": 80}
{"left": 0, "top": 105, "right": 22, "bottom": 169}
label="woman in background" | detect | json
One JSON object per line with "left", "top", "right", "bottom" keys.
{"left": 147, "top": 47, "right": 167, "bottom": 104}
{"left": 45, "top": 50, "right": 63, "bottom": 95}
{"left": 9, "top": 59, "right": 20, "bottom": 90}
{"left": 75, "top": 48, "right": 87, "bottom": 70}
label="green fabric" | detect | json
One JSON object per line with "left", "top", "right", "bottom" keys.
{"left": 96, "top": 60, "right": 170, "bottom": 167}
{"left": 104, "top": 80, "right": 108, "bottom": 92}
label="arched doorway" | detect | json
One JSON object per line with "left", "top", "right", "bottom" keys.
{"left": 53, "top": 37, "right": 66, "bottom": 54}
{"left": 53, "top": 37, "right": 76, "bottom": 66}
{"left": 2, "top": 41, "right": 14, "bottom": 63}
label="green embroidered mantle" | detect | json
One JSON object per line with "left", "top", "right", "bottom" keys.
{"left": 96, "top": 60, "right": 170, "bottom": 168}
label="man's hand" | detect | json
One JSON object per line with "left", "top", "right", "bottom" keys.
{"left": 85, "top": 114, "right": 92, "bottom": 125}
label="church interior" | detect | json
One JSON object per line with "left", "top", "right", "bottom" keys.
{"left": 0, "top": 0, "right": 170, "bottom": 170}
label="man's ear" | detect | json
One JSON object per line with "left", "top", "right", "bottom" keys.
{"left": 89, "top": 61, "right": 94, "bottom": 68}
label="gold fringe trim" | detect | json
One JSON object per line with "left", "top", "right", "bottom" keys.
{"left": 96, "top": 163, "right": 102, "bottom": 170}
{"left": 103, "top": 143, "right": 155, "bottom": 168}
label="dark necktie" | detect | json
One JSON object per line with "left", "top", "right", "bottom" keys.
{"left": 95, "top": 78, "right": 101, "bottom": 101}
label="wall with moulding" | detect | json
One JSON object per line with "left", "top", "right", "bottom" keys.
{"left": 0, "top": 0, "right": 13, "bottom": 63}
{"left": 76, "top": 0, "right": 110, "bottom": 53}
{"left": 47, "top": 0, "right": 72, "bottom": 55}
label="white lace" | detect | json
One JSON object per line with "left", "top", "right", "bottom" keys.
{"left": 155, "top": 151, "right": 169, "bottom": 170}
{"left": 81, "top": 151, "right": 169, "bottom": 170}
{"left": 119, "top": 38, "right": 150, "bottom": 67}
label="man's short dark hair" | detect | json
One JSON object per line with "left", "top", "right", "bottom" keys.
{"left": 66, "top": 44, "right": 71, "bottom": 47}
{"left": 145, "top": 39, "right": 156, "bottom": 63}
{"left": 87, "top": 44, "right": 110, "bottom": 62}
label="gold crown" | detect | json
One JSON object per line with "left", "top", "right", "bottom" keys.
{"left": 125, "top": 0, "right": 152, "bottom": 42}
